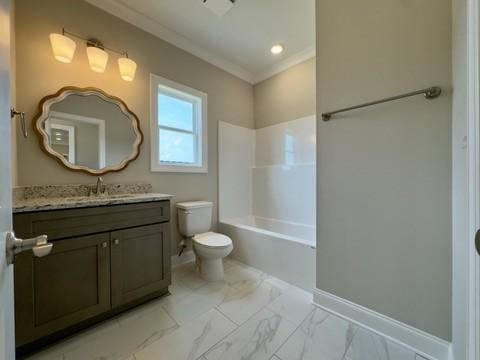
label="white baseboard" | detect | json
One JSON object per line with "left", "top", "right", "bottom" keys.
{"left": 313, "top": 288, "right": 451, "bottom": 360}
{"left": 171, "top": 250, "right": 195, "bottom": 268}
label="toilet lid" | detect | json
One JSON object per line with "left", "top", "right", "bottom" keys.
{"left": 193, "top": 232, "right": 232, "bottom": 248}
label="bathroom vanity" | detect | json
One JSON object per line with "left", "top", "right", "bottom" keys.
{"left": 12, "top": 186, "right": 173, "bottom": 354}
{"left": 9, "top": 87, "right": 177, "bottom": 355}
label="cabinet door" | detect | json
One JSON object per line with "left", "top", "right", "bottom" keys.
{"left": 14, "top": 233, "right": 111, "bottom": 346}
{"left": 111, "top": 223, "right": 171, "bottom": 307}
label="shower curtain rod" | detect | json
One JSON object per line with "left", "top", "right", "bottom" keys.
{"left": 321, "top": 86, "right": 442, "bottom": 121}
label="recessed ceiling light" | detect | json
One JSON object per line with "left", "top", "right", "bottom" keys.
{"left": 55, "top": 132, "right": 62, "bottom": 136}
{"left": 270, "top": 44, "right": 284, "bottom": 55}
{"left": 55, "top": 137, "right": 62, "bottom": 141}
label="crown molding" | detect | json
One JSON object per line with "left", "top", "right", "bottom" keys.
{"left": 253, "top": 45, "right": 316, "bottom": 84}
{"left": 84, "top": 0, "right": 255, "bottom": 83}
{"left": 85, "top": 0, "right": 315, "bottom": 85}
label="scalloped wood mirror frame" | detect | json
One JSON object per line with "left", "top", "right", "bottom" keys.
{"left": 33, "top": 86, "right": 143, "bottom": 175}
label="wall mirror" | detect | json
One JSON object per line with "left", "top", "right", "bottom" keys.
{"left": 34, "top": 87, "right": 143, "bottom": 175}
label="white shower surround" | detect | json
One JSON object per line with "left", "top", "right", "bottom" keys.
{"left": 218, "top": 117, "right": 316, "bottom": 291}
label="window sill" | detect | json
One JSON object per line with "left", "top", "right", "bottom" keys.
{"left": 150, "top": 164, "right": 208, "bottom": 173}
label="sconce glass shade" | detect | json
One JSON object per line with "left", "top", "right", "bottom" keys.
{"left": 49, "top": 33, "right": 76, "bottom": 63}
{"left": 118, "top": 57, "right": 137, "bottom": 81}
{"left": 86, "top": 46, "right": 109, "bottom": 73}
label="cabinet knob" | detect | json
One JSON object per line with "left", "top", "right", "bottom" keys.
{"left": 101, "top": 242, "right": 108, "bottom": 248}
{"left": 114, "top": 239, "right": 120, "bottom": 246}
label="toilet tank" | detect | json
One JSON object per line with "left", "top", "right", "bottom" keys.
{"left": 177, "top": 201, "right": 213, "bottom": 237}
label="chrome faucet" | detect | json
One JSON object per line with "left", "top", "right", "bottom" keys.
{"left": 91, "top": 177, "right": 107, "bottom": 197}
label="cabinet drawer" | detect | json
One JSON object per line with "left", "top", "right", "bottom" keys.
{"left": 13, "top": 201, "right": 170, "bottom": 241}
{"left": 14, "top": 233, "right": 111, "bottom": 346}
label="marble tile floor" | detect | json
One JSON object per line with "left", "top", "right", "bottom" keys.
{"left": 26, "top": 258, "right": 425, "bottom": 360}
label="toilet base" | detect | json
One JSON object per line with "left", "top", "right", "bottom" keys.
{"left": 199, "top": 258, "right": 225, "bottom": 281}
{"left": 192, "top": 238, "right": 233, "bottom": 282}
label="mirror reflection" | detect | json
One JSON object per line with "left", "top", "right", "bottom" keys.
{"left": 42, "top": 92, "right": 140, "bottom": 172}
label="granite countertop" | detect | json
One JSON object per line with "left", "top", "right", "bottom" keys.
{"left": 13, "top": 183, "right": 173, "bottom": 213}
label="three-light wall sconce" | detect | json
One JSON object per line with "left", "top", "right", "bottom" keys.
{"left": 49, "top": 28, "right": 137, "bottom": 81}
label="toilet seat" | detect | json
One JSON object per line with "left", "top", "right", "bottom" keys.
{"left": 193, "top": 232, "right": 232, "bottom": 248}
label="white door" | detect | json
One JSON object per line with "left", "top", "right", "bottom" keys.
{"left": 0, "top": 0, "right": 14, "bottom": 359}
{"left": 477, "top": 238, "right": 480, "bottom": 360}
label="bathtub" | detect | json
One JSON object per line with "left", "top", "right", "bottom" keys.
{"left": 219, "top": 216, "right": 316, "bottom": 291}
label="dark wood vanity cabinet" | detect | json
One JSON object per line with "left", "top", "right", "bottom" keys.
{"left": 111, "top": 223, "right": 170, "bottom": 307}
{"left": 13, "top": 201, "right": 171, "bottom": 350}
{"left": 14, "top": 233, "right": 111, "bottom": 346}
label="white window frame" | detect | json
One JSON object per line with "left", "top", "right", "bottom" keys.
{"left": 150, "top": 74, "right": 208, "bottom": 173}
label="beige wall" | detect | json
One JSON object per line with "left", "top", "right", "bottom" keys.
{"left": 254, "top": 58, "right": 316, "bottom": 128}
{"left": 316, "top": 0, "right": 452, "bottom": 341}
{"left": 15, "top": 0, "right": 254, "bottom": 254}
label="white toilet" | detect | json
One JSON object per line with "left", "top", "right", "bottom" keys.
{"left": 177, "top": 201, "right": 233, "bottom": 281}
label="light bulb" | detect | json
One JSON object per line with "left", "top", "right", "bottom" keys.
{"left": 49, "top": 33, "right": 76, "bottom": 63}
{"left": 86, "top": 46, "right": 109, "bottom": 73}
{"left": 118, "top": 57, "right": 137, "bottom": 81}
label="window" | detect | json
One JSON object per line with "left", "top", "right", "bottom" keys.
{"left": 150, "top": 74, "right": 208, "bottom": 172}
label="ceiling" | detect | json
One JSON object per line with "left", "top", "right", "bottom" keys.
{"left": 85, "top": 0, "right": 316, "bottom": 84}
